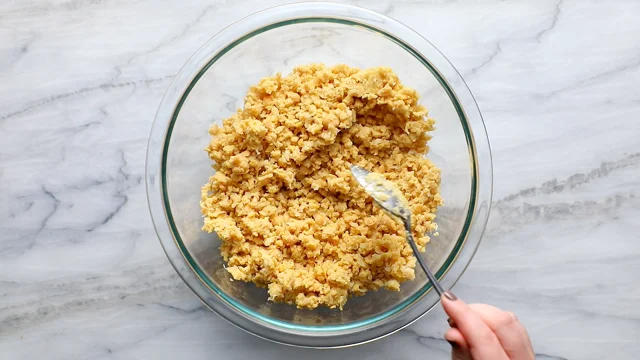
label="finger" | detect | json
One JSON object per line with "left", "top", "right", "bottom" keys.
{"left": 447, "top": 317, "right": 457, "bottom": 328}
{"left": 441, "top": 291, "right": 509, "bottom": 360}
{"left": 468, "top": 304, "right": 535, "bottom": 360}
{"left": 445, "top": 328, "right": 472, "bottom": 360}
{"left": 445, "top": 327, "right": 469, "bottom": 350}
{"left": 451, "top": 347, "right": 472, "bottom": 360}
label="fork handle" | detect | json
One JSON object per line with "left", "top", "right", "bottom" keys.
{"left": 404, "top": 220, "right": 445, "bottom": 296}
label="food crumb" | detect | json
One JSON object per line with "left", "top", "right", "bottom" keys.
{"left": 201, "top": 64, "right": 442, "bottom": 309}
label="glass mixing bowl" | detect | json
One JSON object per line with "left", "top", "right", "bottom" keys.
{"left": 146, "top": 2, "right": 492, "bottom": 348}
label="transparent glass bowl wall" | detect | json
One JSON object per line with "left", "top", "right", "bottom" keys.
{"left": 146, "top": 3, "right": 492, "bottom": 348}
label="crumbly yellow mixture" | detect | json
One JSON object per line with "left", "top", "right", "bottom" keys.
{"left": 201, "top": 64, "right": 442, "bottom": 310}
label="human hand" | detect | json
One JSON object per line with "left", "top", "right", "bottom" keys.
{"left": 441, "top": 291, "right": 534, "bottom": 360}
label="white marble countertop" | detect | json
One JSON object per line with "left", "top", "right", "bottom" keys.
{"left": 1, "top": 0, "right": 639, "bottom": 359}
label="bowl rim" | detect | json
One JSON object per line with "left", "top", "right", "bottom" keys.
{"left": 146, "top": 1, "right": 493, "bottom": 348}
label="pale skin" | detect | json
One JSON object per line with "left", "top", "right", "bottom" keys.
{"left": 441, "top": 291, "right": 535, "bottom": 360}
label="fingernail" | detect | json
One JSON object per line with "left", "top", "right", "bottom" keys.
{"left": 447, "top": 340, "right": 458, "bottom": 349}
{"left": 443, "top": 290, "right": 457, "bottom": 301}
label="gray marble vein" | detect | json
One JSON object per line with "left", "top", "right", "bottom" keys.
{"left": 1, "top": 0, "right": 639, "bottom": 359}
